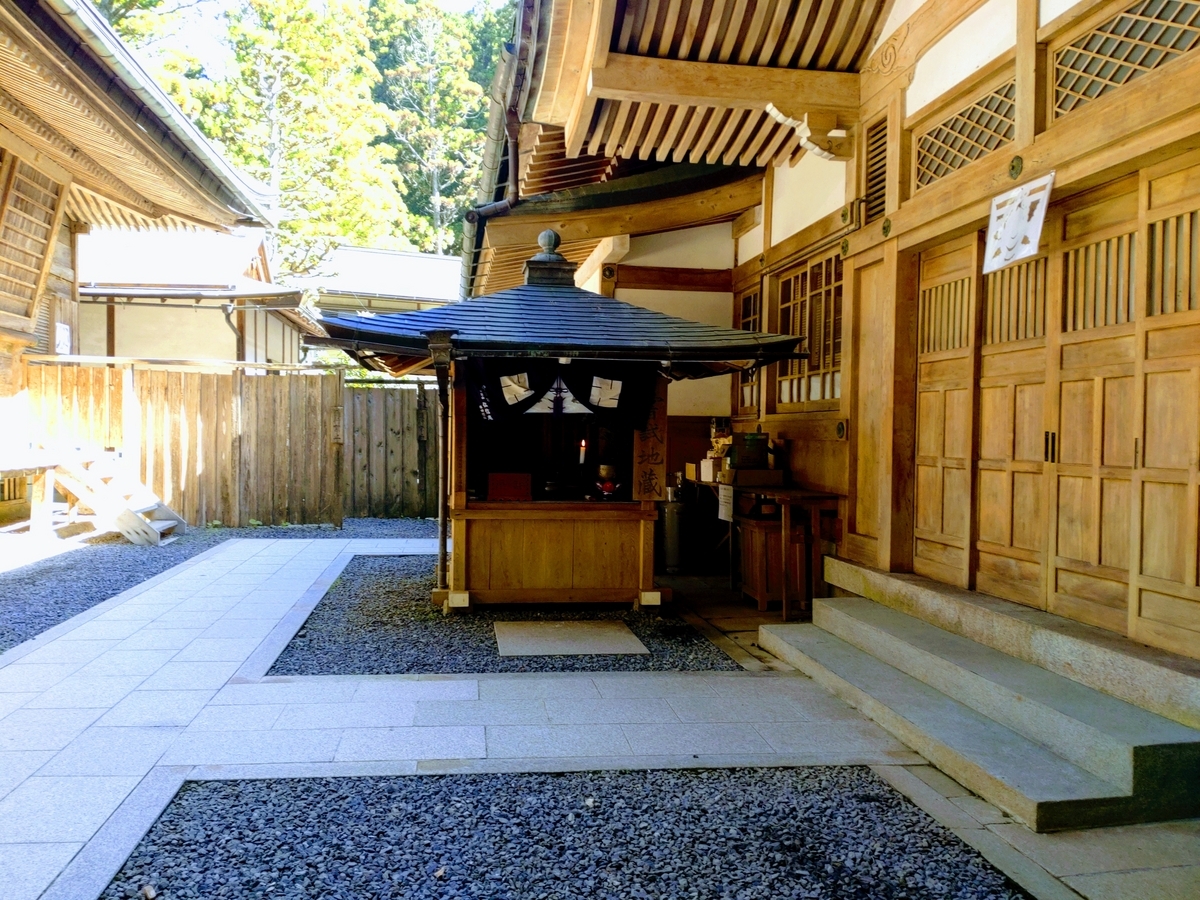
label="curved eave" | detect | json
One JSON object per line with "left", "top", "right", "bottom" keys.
{"left": 33, "top": 0, "right": 273, "bottom": 226}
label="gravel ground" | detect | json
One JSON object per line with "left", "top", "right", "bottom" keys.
{"left": 0, "top": 518, "right": 433, "bottom": 654}
{"left": 268, "top": 555, "right": 740, "bottom": 674}
{"left": 102, "top": 768, "right": 1030, "bottom": 900}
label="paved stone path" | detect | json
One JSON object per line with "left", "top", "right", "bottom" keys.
{"left": 0, "top": 539, "right": 918, "bottom": 900}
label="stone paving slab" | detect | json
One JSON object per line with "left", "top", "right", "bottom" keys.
{"left": 494, "top": 620, "right": 650, "bottom": 655}
{"left": 4, "top": 535, "right": 1184, "bottom": 900}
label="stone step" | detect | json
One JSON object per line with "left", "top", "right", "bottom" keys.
{"left": 758, "top": 624, "right": 1155, "bottom": 832}
{"left": 825, "top": 557, "right": 1200, "bottom": 730}
{"left": 814, "top": 597, "right": 1200, "bottom": 795}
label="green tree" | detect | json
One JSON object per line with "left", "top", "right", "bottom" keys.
{"left": 90, "top": 0, "right": 207, "bottom": 47}
{"left": 180, "top": 0, "right": 409, "bottom": 275}
{"left": 370, "top": 0, "right": 508, "bottom": 255}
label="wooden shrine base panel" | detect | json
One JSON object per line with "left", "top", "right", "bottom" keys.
{"left": 494, "top": 621, "right": 650, "bottom": 656}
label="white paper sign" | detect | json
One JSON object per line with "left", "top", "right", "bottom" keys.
{"left": 717, "top": 483, "right": 734, "bottom": 522}
{"left": 983, "top": 172, "right": 1055, "bottom": 274}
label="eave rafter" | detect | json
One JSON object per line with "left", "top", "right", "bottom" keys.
{"left": 539, "top": 0, "right": 890, "bottom": 167}
{"left": 0, "top": 0, "right": 240, "bottom": 227}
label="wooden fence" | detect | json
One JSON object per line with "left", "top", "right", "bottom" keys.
{"left": 25, "top": 365, "right": 344, "bottom": 527}
{"left": 23, "top": 364, "right": 439, "bottom": 526}
{"left": 344, "top": 383, "right": 438, "bottom": 519}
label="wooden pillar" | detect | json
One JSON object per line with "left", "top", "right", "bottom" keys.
{"left": 1015, "top": 0, "right": 1048, "bottom": 148}
{"left": 30, "top": 466, "right": 55, "bottom": 535}
{"left": 876, "top": 239, "right": 919, "bottom": 573}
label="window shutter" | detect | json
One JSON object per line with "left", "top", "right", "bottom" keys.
{"left": 864, "top": 118, "right": 888, "bottom": 224}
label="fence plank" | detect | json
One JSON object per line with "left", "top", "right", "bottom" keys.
{"left": 325, "top": 372, "right": 344, "bottom": 526}
{"left": 422, "top": 385, "right": 438, "bottom": 517}
{"left": 385, "top": 388, "right": 403, "bottom": 517}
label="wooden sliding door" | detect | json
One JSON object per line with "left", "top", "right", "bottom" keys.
{"left": 1129, "top": 151, "right": 1200, "bottom": 658}
{"left": 1044, "top": 180, "right": 1138, "bottom": 632}
{"left": 913, "top": 235, "right": 982, "bottom": 588}
{"left": 974, "top": 257, "right": 1049, "bottom": 607}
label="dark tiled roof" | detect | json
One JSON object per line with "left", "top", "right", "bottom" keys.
{"left": 318, "top": 283, "right": 799, "bottom": 363}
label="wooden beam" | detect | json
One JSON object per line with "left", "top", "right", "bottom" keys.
{"left": 574, "top": 234, "right": 630, "bottom": 287}
{"left": 731, "top": 204, "right": 762, "bottom": 240}
{"left": 589, "top": 53, "right": 859, "bottom": 117}
{"left": 614, "top": 265, "right": 733, "bottom": 292}
{"left": 565, "top": 0, "right": 619, "bottom": 157}
{"left": 484, "top": 175, "right": 763, "bottom": 246}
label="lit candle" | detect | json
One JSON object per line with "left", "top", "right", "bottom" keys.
{"left": 579, "top": 439, "right": 587, "bottom": 466}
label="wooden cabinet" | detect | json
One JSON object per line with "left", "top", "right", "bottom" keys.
{"left": 738, "top": 516, "right": 801, "bottom": 611}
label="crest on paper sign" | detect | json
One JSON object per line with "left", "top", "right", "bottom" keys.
{"left": 589, "top": 377, "right": 622, "bottom": 408}
{"left": 500, "top": 373, "right": 534, "bottom": 404}
{"left": 983, "top": 172, "right": 1055, "bottom": 274}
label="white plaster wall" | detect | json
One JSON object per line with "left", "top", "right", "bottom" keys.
{"left": 737, "top": 222, "right": 764, "bottom": 263}
{"left": 78, "top": 303, "right": 106, "bottom": 355}
{"left": 622, "top": 223, "right": 734, "bottom": 268}
{"left": 873, "top": 0, "right": 930, "bottom": 52}
{"left": 112, "top": 302, "right": 236, "bottom": 360}
{"left": 579, "top": 268, "right": 602, "bottom": 293}
{"left": 771, "top": 154, "right": 847, "bottom": 247}
{"left": 267, "top": 314, "right": 285, "bottom": 363}
{"left": 1040, "top": 0, "right": 1078, "bottom": 26}
{"left": 907, "top": 0, "right": 1017, "bottom": 115}
{"left": 616, "top": 287, "right": 732, "bottom": 416}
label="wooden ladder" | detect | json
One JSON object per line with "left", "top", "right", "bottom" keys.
{"left": 52, "top": 456, "right": 186, "bottom": 546}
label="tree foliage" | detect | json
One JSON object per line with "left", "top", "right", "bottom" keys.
{"left": 370, "top": 0, "right": 514, "bottom": 255}
{"left": 371, "top": 0, "right": 478, "bottom": 255}
{"left": 174, "top": 0, "right": 410, "bottom": 275}
{"left": 92, "top": 0, "right": 207, "bottom": 47}
{"left": 93, "top": 0, "right": 516, "bottom": 269}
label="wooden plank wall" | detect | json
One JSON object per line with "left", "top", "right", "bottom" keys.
{"left": 25, "top": 366, "right": 348, "bottom": 527}
{"left": 343, "top": 384, "right": 437, "bottom": 519}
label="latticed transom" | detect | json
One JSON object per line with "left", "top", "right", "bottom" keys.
{"left": 864, "top": 119, "right": 888, "bottom": 223}
{"left": 915, "top": 81, "right": 1017, "bottom": 189}
{"left": 984, "top": 257, "right": 1047, "bottom": 343}
{"left": 738, "top": 288, "right": 762, "bottom": 410}
{"left": 1063, "top": 232, "right": 1137, "bottom": 330}
{"left": 1054, "top": 0, "right": 1200, "bottom": 117}
{"left": 1149, "top": 209, "right": 1200, "bottom": 314}
{"left": 919, "top": 277, "right": 973, "bottom": 354}
{"left": 778, "top": 252, "right": 843, "bottom": 405}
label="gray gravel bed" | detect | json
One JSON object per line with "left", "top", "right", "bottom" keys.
{"left": 0, "top": 518, "right": 433, "bottom": 654}
{"left": 101, "top": 768, "right": 1031, "bottom": 900}
{"left": 268, "top": 555, "right": 740, "bottom": 674}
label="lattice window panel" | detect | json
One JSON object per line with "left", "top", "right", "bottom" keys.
{"left": 864, "top": 118, "right": 888, "bottom": 223}
{"left": 915, "top": 81, "right": 1016, "bottom": 189}
{"left": 737, "top": 288, "right": 762, "bottom": 410}
{"left": 984, "top": 257, "right": 1047, "bottom": 343}
{"left": 778, "top": 252, "right": 843, "bottom": 405}
{"left": 919, "top": 277, "right": 973, "bottom": 354}
{"left": 0, "top": 158, "right": 62, "bottom": 320}
{"left": 1149, "top": 210, "right": 1200, "bottom": 314}
{"left": 1054, "top": 0, "right": 1200, "bottom": 118}
{"left": 1063, "top": 232, "right": 1137, "bottom": 330}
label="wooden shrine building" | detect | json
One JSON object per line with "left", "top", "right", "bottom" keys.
{"left": 318, "top": 230, "right": 799, "bottom": 607}
{"left": 445, "top": 0, "right": 1200, "bottom": 666}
